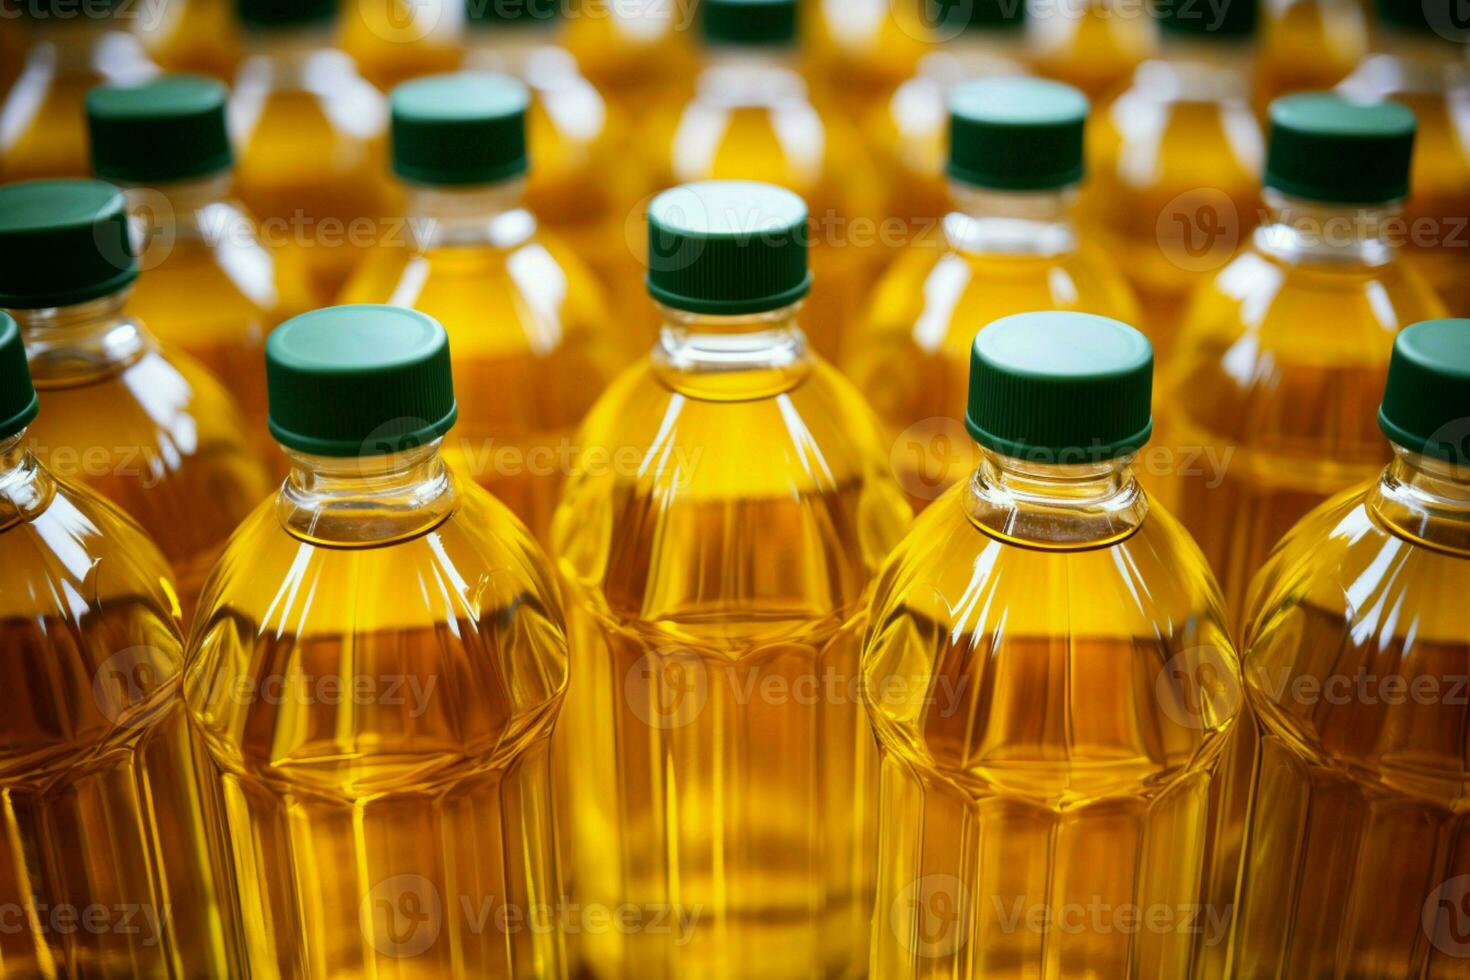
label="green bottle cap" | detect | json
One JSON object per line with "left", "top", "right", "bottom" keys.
{"left": 1152, "top": 0, "right": 1257, "bottom": 38}
{"left": 1378, "top": 319, "right": 1470, "bottom": 465}
{"left": 87, "top": 75, "right": 233, "bottom": 184}
{"left": 465, "top": 0, "right": 558, "bottom": 25}
{"left": 702, "top": 0, "right": 798, "bottom": 47}
{"left": 967, "top": 312, "right": 1155, "bottom": 462}
{"left": 935, "top": 0, "right": 1026, "bottom": 33}
{"left": 390, "top": 72, "right": 530, "bottom": 186}
{"left": 236, "top": 0, "right": 337, "bottom": 28}
{"left": 0, "top": 313, "right": 39, "bottom": 442}
{"left": 1265, "top": 93, "right": 1417, "bottom": 204}
{"left": 0, "top": 180, "right": 137, "bottom": 310}
{"left": 646, "top": 181, "right": 812, "bottom": 316}
{"left": 266, "top": 305, "right": 459, "bottom": 457}
{"left": 948, "top": 77, "right": 1088, "bottom": 191}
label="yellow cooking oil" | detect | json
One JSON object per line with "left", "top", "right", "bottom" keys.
{"left": 228, "top": 0, "right": 396, "bottom": 306}
{"left": 561, "top": 0, "right": 698, "bottom": 114}
{"left": 645, "top": 0, "right": 882, "bottom": 365}
{"left": 1229, "top": 318, "right": 1470, "bottom": 977}
{"left": 553, "top": 181, "right": 912, "bottom": 978}
{"left": 864, "top": 311, "right": 1240, "bottom": 978}
{"left": 339, "top": 0, "right": 461, "bottom": 90}
{"left": 801, "top": 0, "right": 930, "bottom": 121}
{"left": 133, "top": 0, "right": 242, "bottom": 80}
{"left": 0, "top": 312, "right": 239, "bottom": 978}
{"left": 463, "top": 1, "right": 652, "bottom": 333}
{"left": 1082, "top": 0, "right": 1264, "bottom": 357}
{"left": 863, "top": 0, "right": 1029, "bottom": 245}
{"left": 0, "top": 5, "right": 155, "bottom": 182}
{"left": 848, "top": 77, "right": 1139, "bottom": 509}
{"left": 1340, "top": 6, "right": 1470, "bottom": 315}
{"left": 338, "top": 73, "right": 621, "bottom": 542}
{"left": 0, "top": 179, "right": 268, "bottom": 617}
{"left": 1030, "top": 0, "right": 1159, "bottom": 101}
{"left": 185, "top": 305, "right": 568, "bottom": 978}
{"left": 1158, "top": 94, "right": 1445, "bottom": 626}
{"left": 1254, "top": 0, "right": 1367, "bottom": 111}
{"left": 87, "top": 74, "right": 310, "bottom": 470}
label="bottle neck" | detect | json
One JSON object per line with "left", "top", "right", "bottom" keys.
{"left": 1254, "top": 190, "right": 1402, "bottom": 268}
{"left": 651, "top": 302, "right": 811, "bottom": 402}
{"left": 464, "top": 22, "right": 556, "bottom": 72}
{"left": 0, "top": 431, "right": 56, "bottom": 535}
{"left": 278, "top": 442, "right": 458, "bottom": 548}
{"left": 945, "top": 183, "right": 1078, "bottom": 258}
{"left": 1369, "top": 447, "right": 1470, "bottom": 558}
{"left": 401, "top": 179, "right": 534, "bottom": 250}
{"left": 121, "top": 172, "right": 242, "bottom": 246}
{"left": 237, "top": 24, "right": 352, "bottom": 90}
{"left": 9, "top": 292, "right": 150, "bottom": 388}
{"left": 697, "top": 46, "right": 807, "bottom": 105}
{"left": 1136, "top": 38, "right": 1253, "bottom": 101}
{"left": 965, "top": 448, "right": 1149, "bottom": 551}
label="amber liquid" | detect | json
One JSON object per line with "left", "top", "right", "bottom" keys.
{"left": 0, "top": 461, "right": 235, "bottom": 977}
{"left": 864, "top": 478, "right": 1240, "bottom": 979}
{"left": 133, "top": 0, "right": 241, "bottom": 80}
{"left": 339, "top": 216, "right": 624, "bottom": 542}
{"left": 185, "top": 468, "right": 568, "bottom": 978}
{"left": 1231, "top": 485, "right": 1470, "bottom": 977}
{"left": 1030, "top": 0, "right": 1158, "bottom": 100}
{"left": 553, "top": 345, "right": 912, "bottom": 977}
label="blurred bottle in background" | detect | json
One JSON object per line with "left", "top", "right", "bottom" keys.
{"left": 340, "top": 0, "right": 462, "bottom": 90}
{"left": 1030, "top": 0, "right": 1159, "bottom": 100}
{"left": 133, "top": 0, "right": 242, "bottom": 80}
{"left": 1253, "top": 0, "right": 1368, "bottom": 110}
{"left": 562, "top": 0, "right": 698, "bottom": 116}
{"left": 802, "top": 0, "right": 930, "bottom": 121}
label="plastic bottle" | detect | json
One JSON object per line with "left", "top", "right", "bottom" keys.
{"left": 553, "top": 181, "right": 911, "bottom": 977}
{"left": 802, "top": 0, "right": 930, "bottom": 122}
{"left": 864, "top": 311, "right": 1239, "bottom": 977}
{"left": 1083, "top": 0, "right": 1265, "bottom": 356}
{"left": 339, "top": 0, "right": 461, "bottom": 91}
{"left": 228, "top": 0, "right": 395, "bottom": 305}
{"left": 339, "top": 72, "right": 621, "bottom": 541}
{"left": 0, "top": 178, "right": 268, "bottom": 615}
{"left": 848, "top": 76, "right": 1140, "bottom": 509}
{"left": 1159, "top": 93, "right": 1445, "bottom": 624}
{"left": 0, "top": 311, "right": 238, "bottom": 977}
{"left": 644, "top": 0, "right": 881, "bottom": 364}
{"left": 133, "top": 0, "right": 243, "bottom": 81}
{"left": 86, "top": 73, "right": 307, "bottom": 469}
{"left": 1254, "top": 0, "right": 1368, "bottom": 111}
{"left": 1030, "top": 0, "right": 1159, "bottom": 101}
{"left": 186, "top": 304, "right": 569, "bottom": 977}
{"left": 1230, "top": 317, "right": 1470, "bottom": 976}
{"left": 560, "top": 0, "right": 697, "bottom": 115}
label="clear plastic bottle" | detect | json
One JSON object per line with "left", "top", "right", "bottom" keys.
{"left": 186, "top": 304, "right": 568, "bottom": 978}
{"left": 228, "top": 0, "right": 395, "bottom": 305}
{"left": 462, "top": 0, "right": 651, "bottom": 333}
{"left": 339, "top": 72, "right": 622, "bottom": 542}
{"left": 1082, "top": 0, "right": 1265, "bottom": 355}
{"left": 864, "top": 311, "right": 1239, "bottom": 978}
{"left": 1158, "top": 94, "right": 1446, "bottom": 625}
{"left": 848, "top": 76, "right": 1140, "bottom": 509}
{"left": 0, "top": 312, "right": 238, "bottom": 978}
{"left": 0, "top": 179, "right": 268, "bottom": 616}
{"left": 553, "top": 181, "right": 911, "bottom": 978}
{"left": 863, "top": 0, "right": 1029, "bottom": 242}
{"left": 1230, "top": 317, "right": 1470, "bottom": 976}
{"left": 1029, "top": 0, "right": 1159, "bottom": 101}
{"left": 644, "top": 0, "right": 882, "bottom": 364}
{"left": 86, "top": 73, "right": 308, "bottom": 470}
{"left": 0, "top": 3, "right": 155, "bottom": 182}
{"left": 1339, "top": 0, "right": 1470, "bottom": 315}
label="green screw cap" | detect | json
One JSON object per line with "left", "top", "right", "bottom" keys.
{"left": 948, "top": 77, "right": 1088, "bottom": 191}
{"left": 1152, "top": 0, "right": 1257, "bottom": 37}
{"left": 1265, "top": 93, "right": 1417, "bottom": 204}
{"left": 465, "top": 0, "right": 558, "bottom": 25}
{"left": 236, "top": 0, "right": 337, "bottom": 28}
{"left": 87, "top": 75, "right": 233, "bottom": 184}
{"left": 0, "top": 313, "right": 38, "bottom": 442}
{"left": 0, "top": 180, "right": 137, "bottom": 310}
{"left": 266, "top": 306, "right": 458, "bottom": 457}
{"left": 934, "top": 0, "right": 1026, "bottom": 33}
{"left": 646, "top": 181, "right": 812, "bottom": 316}
{"left": 390, "top": 72, "right": 530, "bottom": 186}
{"left": 702, "top": 0, "right": 797, "bottom": 47}
{"left": 1379, "top": 319, "right": 1470, "bottom": 465}
{"left": 967, "top": 312, "right": 1155, "bottom": 462}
